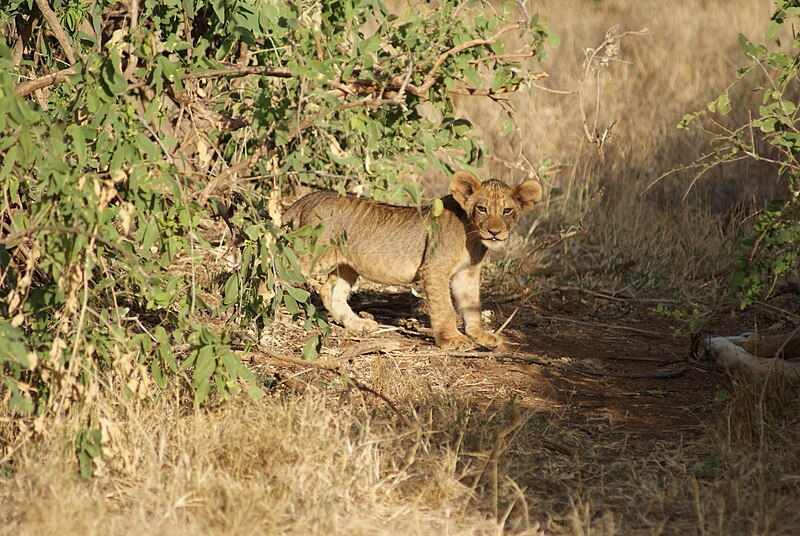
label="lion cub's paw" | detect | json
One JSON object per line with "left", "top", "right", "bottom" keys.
{"left": 344, "top": 315, "right": 379, "bottom": 333}
{"left": 437, "top": 332, "right": 474, "bottom": 351}
{"left": 472, "top": 330, "right": 505, "bottom": 350}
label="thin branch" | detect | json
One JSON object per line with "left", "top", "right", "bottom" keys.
{"left": 539, "top": 315, "right": 664, "bottom": 337}
{"left": 0, "top": 225, "right": 151, "bottom": 281}
{"left": 0, "top": 225, "right": 115, "bottom": 249}
{"left": 259, "top": 351, "right": 413, "bottom": 427}
{"left": 517, "top": 185, "right": 605, "bottom": 264}
{"left": 495, "top": 307, "right": 518, "bottom": 336}
{"left": 197, "top": 82, "right": 422, "bottom": 203}
{"left": 472, "top": 51, "right": 536, "bottom": 65}
{"left": 14, "top": 66, "right": 75, "bottom": 97}
{"left": 123, "top": 0, "right": 139, "bottom": 79}
{"left": 447, "top": 349, "right": 687, "bottom": 379}
{"left": 34, "top": 0, "right": 76, "bottom": 65}
{"left": 418, "top": 23, "right": 524, "bottom": 94}
{"left": 125, "top": 65, "right": 293, "bottom": 93}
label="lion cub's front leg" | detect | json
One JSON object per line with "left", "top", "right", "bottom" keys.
{"left": 422, "top": 270, "right": 473, "bottom": 349}
{"left": 451, "top": 266, "right": 504, "bottom": 350}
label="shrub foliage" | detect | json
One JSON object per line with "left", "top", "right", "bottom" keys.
{"left": 0, "top": 0, "right": 553, "bottom": 421}
{"left": 680, "top": 0, "right": 800, "bottom": 309}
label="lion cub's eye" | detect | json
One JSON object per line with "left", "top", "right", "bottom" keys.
{"left": 502, "top": 207, "right": 513, "bottom": 215}
{"left": 475, "top": 205, "right": 488, "bottom": 214}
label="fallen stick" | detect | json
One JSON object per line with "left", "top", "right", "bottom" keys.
{"left": 446, "top": 350, "right": 687, "bottom": 379}
{"left": 539, "top": 315, "right": 663, "bottom": 337}
{"left": 255, "top": 350, "right": 413, "bottom": 427}
{"left": 702, "top": 336, "right": 800, "bottom": 378}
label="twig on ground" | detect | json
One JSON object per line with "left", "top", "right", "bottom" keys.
{"left": 337, "top": 340, "right": 403, "bottom": 361}
{"left": 539, "top": 315, "right": 664, "bottom": 337}
{"left": 446, "top": 349, "right": 686, "bottom": 379}
{"left": 535, "top": 259, "right": 635, "bottom": 278}
{"left": 567, "top": 364, "right": 689, "bottom": 380}
{"left": 257, "top": 350, "right": 412, "bottom": 427}
{"left": 495, "top": 307, "right": 519, "bottom": 336}
{"left": 556, "top": 285, "right": 679, "bottom": 303}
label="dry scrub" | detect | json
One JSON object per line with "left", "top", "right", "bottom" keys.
{"left": 2, "top": 347, "right": 798, "bottom": 535}
{"left": 457, "top": 0, "right": 778, "bottom": 295}
{"left": 0, "top": 385, "right": 515, "bottom": 535}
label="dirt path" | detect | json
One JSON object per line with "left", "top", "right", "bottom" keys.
{"left": 297, "top": 287, "right": 733, "bottom": 530}
{"left": 333, "top": 287, "right": 728, "bottom": 437}
{"left": 253, "top": 284, "right": 781, "bottom": 532}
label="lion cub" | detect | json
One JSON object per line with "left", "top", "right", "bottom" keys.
{"left": 283, "top": 171, "right": 542, "bottom": 349}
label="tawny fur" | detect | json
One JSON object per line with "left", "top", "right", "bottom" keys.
{"left": 283, "top": 171, "right": 542, "bottom": 350}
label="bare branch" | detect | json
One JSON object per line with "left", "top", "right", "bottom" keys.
{"left": 258, "top": 350, "right": 413, "bottom": 427}
{"left": 124, "top": 0, "right": 140, "bottom": 79}
{"left": 14, "top": 66, "right": 76, "bottom": 97}
{"left": 33, "top": 0, "right": 76, "bottom": 65}
{"left": 418, "top": 22, "right": 525, "bottom": 94}
{"left": 517, "top": 186, "right": 605, "bottom": 264}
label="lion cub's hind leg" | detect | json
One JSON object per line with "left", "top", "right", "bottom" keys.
{"left": 319, "top": 265, "right": 379, "bottom": 333}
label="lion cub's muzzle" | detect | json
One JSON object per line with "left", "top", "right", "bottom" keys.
{"left": 480, "top": 228, "right": 510, "bottom": 249}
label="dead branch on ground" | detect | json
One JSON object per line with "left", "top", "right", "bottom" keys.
{"left": 253, "top": 350, "right": 413, "bottom": 428}
{"left": 702, "top": 329, "right": 800, "bottom": 378}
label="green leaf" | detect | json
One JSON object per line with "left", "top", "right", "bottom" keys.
{"left": 220, "top": 349, "right": 240, "bottom": 377}
{"left": 194, "top": 379, "right": 211, "bottom": 405}
{"left": 301, "top": 335, "right": 320, "bottom": 360}
{"left": 717, "top": 92, "right": 731, "bottom": 115}
{"left": 739, "top": 33, "right": 757, "bottom": 59}
{"left": 142, "top": 218, "right": 159, "bottom": 252}
{"left": 193, "top": 345, "right": 216, "bottom": 386}
{"left": 151, "top": 359, "right": 166, "bottom": 388}
{"left": 432, "top": 198, "right": 443, "bottom": 217}
{"left": 0, "top": 145, "right": 17, "bottom": 181}
{"left": 284, "top": 285, "right": 310, "bottom": 304}
{"left": 500, "top": 117, "right": 514, "bottom": 137}
{"left": 283, "top": 292, "right": 299, "bottom": 315}
{"left": 223, "top": 273, "right": 239, "bottom": 306}
{"left": 766, "top": 20, "right": 782, "bottom": 41}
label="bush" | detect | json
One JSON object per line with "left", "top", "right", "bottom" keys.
{"left": 0, "top": 0, "right": 554, "bottom": 423}
{"left": 680, "top": 0, "right": 800, "bottom": 310}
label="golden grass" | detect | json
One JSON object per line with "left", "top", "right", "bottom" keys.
{"left": 4, "top": 359, "right": 797, "bottom": 535}
{"left": 0, "top": 386, "right": 517, "bottom": 535}
{"left": 455, "top": 0, "right": 779, "bottom": 293}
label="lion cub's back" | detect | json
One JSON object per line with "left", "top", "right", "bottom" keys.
{"left": 283, "top": 191, "right": 429, "bottom": 283}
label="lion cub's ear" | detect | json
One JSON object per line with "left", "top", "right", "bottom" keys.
{"left": 450, "top": 171, "right": 481, "bottom": 209}
{"left": 513, "top": 180, "right": 543, "bottom": 212}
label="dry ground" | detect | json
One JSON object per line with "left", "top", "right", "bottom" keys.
{"left": 3, "top": 281, "right": 797, "bottom": 535}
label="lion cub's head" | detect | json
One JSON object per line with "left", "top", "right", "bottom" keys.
{"left": 450, "top": 171, "right": 542, "bottom": 250}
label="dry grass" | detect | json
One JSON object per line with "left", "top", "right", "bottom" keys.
{"left": 3, "top": 1, "right": 800, "bottom": 535}
{"left": 3, "top": 351, "right": 798, "bottom": 535}
{"left": 454, "top": 0, "right": 780, "bottom": 294}
{"left": 0, "top": 383, "right": 520, "bottom": 535}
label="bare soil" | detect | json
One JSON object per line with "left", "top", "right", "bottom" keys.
{"left": 326, "top": 285, "right": 727, "bottom": 436}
